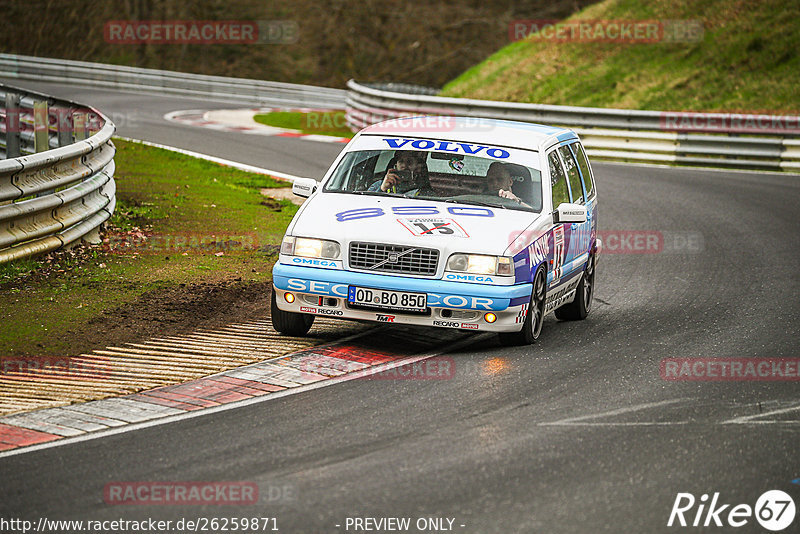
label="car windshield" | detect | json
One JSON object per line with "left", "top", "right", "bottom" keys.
{"left": 323, "top": 149, "right": 543, "bottom": 212}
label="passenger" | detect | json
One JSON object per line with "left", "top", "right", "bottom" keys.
{"left": 369, "top": 151, "right": 435, "bottom": 196}
{"left": 484, "top": 161, "right": 526, "bottom": 204}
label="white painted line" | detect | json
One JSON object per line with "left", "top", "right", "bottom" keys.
{"left": 113, "top": 136, "right": 307, "bottom": 183}
{"left": 202, "top": 109, "right": 281, "bottom": 131}
{"left": 537, "top": 421, "right": 689, "bottom": 427}
{"left": 0, "top": 333, "right": 487, "bottom": 459}
{"left": 721, "top": 403, "right": 800, "bottom": 424}
{"left": 539, "top": 398, "right": 689, "bottom": 426}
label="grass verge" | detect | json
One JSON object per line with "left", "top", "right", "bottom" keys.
{"left": 0, "top": 138, "right": 297, "bottom": 358}
{"left": 441, "top": 0, "right": 799, "bottom": 113}
{"left": 254, "top": 110, "right": 354, "bottom": 138}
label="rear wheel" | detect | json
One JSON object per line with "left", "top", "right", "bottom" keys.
{"left": 555, "top": 254, "right": 595, "bottom": 321}
{"left": 500, "top": 267, "right": 546, "bottom": 346}
{"left": 270, "top": 285, "right": 314, "bottom": 336}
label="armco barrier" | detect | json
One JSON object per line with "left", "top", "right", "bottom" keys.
{"left": 0, "top": 83, "right": 116, "bottom": 263}
{"left": 0, "top": 53, "right": 346, "bottom": 109}
{"left": 346, "top": 80, "right": 800, "bottom": 172}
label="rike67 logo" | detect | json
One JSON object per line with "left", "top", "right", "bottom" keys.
{"left": 668, "top": 490, "right": 796, "bottom": 531}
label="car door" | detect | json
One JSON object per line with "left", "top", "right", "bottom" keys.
{"left": 570, "top": 141, "right": 598, "bottom": 255}
{"left": 546, "top": 149, "right": 570, "bottom": 288}
{"left": 556, "top": 144, "right": 592, "bottom": 281}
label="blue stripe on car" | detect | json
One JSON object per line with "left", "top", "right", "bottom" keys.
{"left": 273, "top": 263, "right": 532, "bottom": 311}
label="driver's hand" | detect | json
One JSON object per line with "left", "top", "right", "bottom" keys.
{"left": 381, "top": 170, "right": 400, "bottom": 192}
{"left": 498, "top": 188, "right": 521, "bottom": 202}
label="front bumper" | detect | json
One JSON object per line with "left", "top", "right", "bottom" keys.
{"left": 272, "top": 263, "right": 532, "bottom": 332}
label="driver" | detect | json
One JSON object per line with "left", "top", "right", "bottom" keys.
{"left": 368, "top": 151, "right": 435, "bottom": 196}
{"left": 484, "top": 161, "right": 525, "bottom": 204}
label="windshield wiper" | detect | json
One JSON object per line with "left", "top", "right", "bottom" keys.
{"left": 439, "top": 197, "right": 508, "bottom": 209}
{"left": 347, "top": 190, "right": 396, "bottom": 197}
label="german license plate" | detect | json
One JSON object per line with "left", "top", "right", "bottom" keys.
{"left": 348, "top": 286, "right": 427, "bottom": 312}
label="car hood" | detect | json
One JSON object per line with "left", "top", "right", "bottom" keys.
{"left": 288, "top": 192, "right": 542, "bottom": 257}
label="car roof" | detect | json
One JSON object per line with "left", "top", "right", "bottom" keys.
{"left": 359, "top": 116, "right": 577, "bottom": 150}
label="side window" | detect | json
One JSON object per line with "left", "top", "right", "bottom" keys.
{"left": 548, "top": 151, "right": 570, "bottom": 208}
{"left": 572, "top": 142, "right": 595, "bottom": 200}
{"left": 558, "top": 145, "right": 584, "bottom": 204}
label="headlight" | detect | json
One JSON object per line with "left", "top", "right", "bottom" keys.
{"left": 446, "top": 254, "right": 513, "bottom": 276}
{"left": 281, "top": 236, "right": 341, "bottom": 259}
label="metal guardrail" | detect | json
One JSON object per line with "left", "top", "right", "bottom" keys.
{"left": 346, "top": 81, "right": 800, "bottom": 172}
{"left": 0, "top": 53, "right": 347, "bottom": 110}
{"left": 0, "top": 83, "right": 116, "bottom": 263}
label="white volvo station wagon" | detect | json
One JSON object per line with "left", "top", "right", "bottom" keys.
{"left": 271, "top": 117, "right": 599, "bottom": 345}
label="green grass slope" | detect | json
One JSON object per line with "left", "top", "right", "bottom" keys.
{"left": 441, "top": 0, "right": 799, "bottom": 113}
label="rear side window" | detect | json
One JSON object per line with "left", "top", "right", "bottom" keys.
{"left": 572, "top": 142, "right": 595, "bottom": 200}
{"left": 548, "top": 151, "right": 570, "bottom": 207}
{"left": 558, "top": 145, "right": 584, "bottom": 204}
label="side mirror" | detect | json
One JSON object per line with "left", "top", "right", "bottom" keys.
{"left": 292, "top": 177, "right": 318, "bottom": 198}
{"left": 553, "top": 203, "right": 587, "bottom": 224}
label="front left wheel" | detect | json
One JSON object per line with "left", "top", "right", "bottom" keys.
{"left": 499, "top": 267, "right": 547, "bottom": 346}
{"left": 270, "top": 285, "right": 314, "bottom": 336}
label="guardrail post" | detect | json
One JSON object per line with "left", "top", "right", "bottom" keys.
{"left": 33, "top": 101, "right": 57, "bottom": 197}
{"left": 55, "top": 105, "right": 73, "bottom": 147}
{"left": 87, "top": 110, "right": 102, "bottom": 137}
{"left": 73, "top": 112, "right": 87, "bottom": 141}
{"left": 4, "top": 92, "right": 21, "bottom": 158}
{"left": 33, "top": 100, "right": 49, "bottom": 153}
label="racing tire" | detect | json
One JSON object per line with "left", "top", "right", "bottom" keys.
{"left": 270, "top": 285, "right": 314, "bottom": 336}
{"left": 555, "top": 253, "right": 595, "bottom": 321}
{"left": 499, "top": 267, "right": 546, "bottom": 346}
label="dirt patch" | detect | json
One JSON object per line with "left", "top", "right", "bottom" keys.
{"left": 2, "top": 242, "right": 277, "bottom": 359}
{"left": 71, "top": 279, "right": 274, "bottom": 357}
{"left": 261, "top": 187, "right": 306, "bottom": 206}
{"left": 259, "top": 197, "right": 285, "bottom": 211}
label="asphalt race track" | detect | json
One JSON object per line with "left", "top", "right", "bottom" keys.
{"left": 0, "top": 79, "right": 345, "bottom": 179}
{"left": 1, "top": 79, "right": 799, "bottom": 533}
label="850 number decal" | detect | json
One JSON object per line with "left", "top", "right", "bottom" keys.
{"left": 336, "top": 205, "right": 494, "bottom": 222}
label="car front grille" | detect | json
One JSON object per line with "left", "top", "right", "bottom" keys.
{"left": 348, "top": 242, "right": 439, "bottom": 276}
